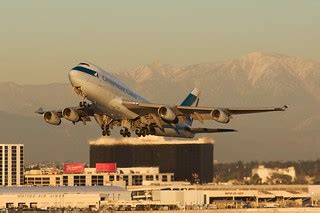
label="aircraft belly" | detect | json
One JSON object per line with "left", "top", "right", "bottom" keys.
{"left": 154, "top": 127, "right": 195, "bottom": 138}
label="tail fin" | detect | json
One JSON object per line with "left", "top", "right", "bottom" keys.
{"left": 180, "top": 88, "right": 200, "bottom": 106}
{"left": 180, "top": 88, "right": 200, "bottom": 126}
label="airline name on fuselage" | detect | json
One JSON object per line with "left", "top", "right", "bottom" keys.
{"left": 100, "top": 73, "right": 145, "bottom": 101}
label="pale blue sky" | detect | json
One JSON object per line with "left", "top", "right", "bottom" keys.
{"left": 0, "top": 1, "right": 319, "bottom": 83}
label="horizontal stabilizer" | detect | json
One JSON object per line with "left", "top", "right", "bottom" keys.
{"left": 190, "top": 128, "right": 237, "bottom": 134}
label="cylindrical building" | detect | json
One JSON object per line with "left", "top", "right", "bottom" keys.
{"left": 89, "top": 137, "right": 214, "bottom": 183}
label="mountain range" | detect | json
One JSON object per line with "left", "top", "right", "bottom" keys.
{"left": 0, "top": 52, "right": 319, "bottom": 163}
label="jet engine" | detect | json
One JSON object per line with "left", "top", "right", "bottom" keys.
{"left": 158, "top": 106, "right": 177, "bottom": 122}
{"left": 211, "top": 109, "right": 230, "bottom": 123}
{"left": 43, "top": 111, "right": 61, "bottom": 125}
{"left": 62, "top": 107, "right": 80, "bottom": 122}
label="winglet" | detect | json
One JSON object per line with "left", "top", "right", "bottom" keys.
{"left": 35, "top": 107, "right": 45, "bottom": 114}
{"left": 274, "top": 105, "right": 288, "bottom": 111}
{"left": 280, "top": 105, "right": 288, "bottom": 111}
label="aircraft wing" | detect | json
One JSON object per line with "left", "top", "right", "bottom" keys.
{"left": 122, "top": 100, "right": 288, "bottom": 121}
{"left": 35, "top": 104, "right": 94, "bottom": 124}
{"left": 176, "top": 105, "right": 288, "bottom": 116}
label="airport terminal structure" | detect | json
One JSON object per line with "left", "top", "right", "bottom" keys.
{"left": 0, "top": 183, "right": 319, "bottom": 210}
{"left": 0, "top": 186, "right": 131, "bottom": 209}
{"left": 1, "top": 139, "right": 320, "bottom": 210}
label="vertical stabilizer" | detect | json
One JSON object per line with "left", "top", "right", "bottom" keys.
{"left": 180, "top": 88, "right": 200, "bottom": 106}
{"left": 180, "top": 88, "right": 200, "bottom": 126}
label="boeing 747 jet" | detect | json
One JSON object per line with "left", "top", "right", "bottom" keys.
{"left": 36, "top": 63, "right": 287, "bottom": 138}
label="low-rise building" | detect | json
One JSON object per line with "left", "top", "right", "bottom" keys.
{"left": 132, "top": 184, "right": 311, "bottom": 209}
{"left": 0, "top": 186, "right": 131, "bottom": 209}
{"left": 24, "top": 166, "right": 174, "bottom": 187}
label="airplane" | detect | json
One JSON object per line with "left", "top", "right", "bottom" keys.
{"left": 36, "top": 62, "right": 288, "bottom": 138}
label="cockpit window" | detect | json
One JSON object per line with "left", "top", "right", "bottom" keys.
{"left": 72, "top": 66, "right": 98, "bottom": 77}
{"left": 79, "top": 63, "right": 90, "bottom": 67}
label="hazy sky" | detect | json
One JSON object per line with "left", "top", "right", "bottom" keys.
{"left": 0, "top": 1, "right": 319, "bottom": 84}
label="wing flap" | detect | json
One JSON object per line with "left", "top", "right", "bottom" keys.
{"left": 121, "top": 100, "right": 162, "bottom": 115}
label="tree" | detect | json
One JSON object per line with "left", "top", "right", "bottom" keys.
{"left": 294, "top": 176, "right": 307, "bottom": 184}
{"left": 269, "top": 173, "right": 292, "bottom": 184}
{"left": 251, "top": 174, "right": 262, "bottom": 184}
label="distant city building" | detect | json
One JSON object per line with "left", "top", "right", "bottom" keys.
{"left": 24, "top": 165, "right": 173, "bottom": 187}
{"left": 0, "top": 144, "right": 24, "bottom": 186}
{"left": 252, "top": 165, "right": 296, "bottom": 183}
{"left": 90, "top": 137, "right": 214, "bottom": 183}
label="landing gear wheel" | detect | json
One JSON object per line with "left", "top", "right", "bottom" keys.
{"left": 140, "top": 128, "right": 147, "bottom": 137}
{"left": 135, "top": 129, "right": 141, "bottom": 137}
{"left": 149, "top": 127, "right": 156, "bottom": 135}
{"left": 79, "top": 101, "right": 87, "bottom": 107}
{"left": 120, "top": 128, "right": 130, "bottom": 137}
{"left": 102, "top": 129, "right": 111, "bottom": 136}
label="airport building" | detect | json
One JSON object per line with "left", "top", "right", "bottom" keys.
{"left": 0, "top": 144, "right": 24, "bottom": 186}
{"left": 129, "top": 184, "right": 312, "bottom": 209}
{"left": 1, "top": 183, "right": 316, "bottom": 210}
{"left": 89, "top": 136, "right": 214, "bottom": 183}
{"left": 24, "top": 165, "right": 174, "bottom": 187}
{"left": 0, "top": 186, "right": 131, "bottom": 209}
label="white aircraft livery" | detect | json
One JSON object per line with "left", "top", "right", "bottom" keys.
{"left": 36, "top": 62, "right": 288, "bottom": 138}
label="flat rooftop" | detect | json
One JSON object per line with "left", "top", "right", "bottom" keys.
{"left": 89, "top": 136, "right": 214, "bottom": 146}
{"left": 0, "top": 186, "right": 127, "bottom": 194}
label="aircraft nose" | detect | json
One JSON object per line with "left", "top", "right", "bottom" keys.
{"left": 68, "top": 70, "right": 77, "bottom": 86}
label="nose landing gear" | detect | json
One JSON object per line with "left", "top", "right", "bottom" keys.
{"left": 79, "top": 101, "right": 88, "bottom": 107}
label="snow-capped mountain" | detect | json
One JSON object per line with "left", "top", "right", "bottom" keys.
{"left": 0, "top": 52, "right": 319, "bottom": 162}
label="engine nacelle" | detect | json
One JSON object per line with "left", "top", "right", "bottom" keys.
{"left": 62, "top": 107, "right": 80, "bottom": 122}
{"left": 43, "top": 111, "right": 61, "bottom": 125}
{"left": 158, "top": 106, "right": 177, "bottom": 122}
{"left": 211, "top": 109, "right": 230, "bottom": 123}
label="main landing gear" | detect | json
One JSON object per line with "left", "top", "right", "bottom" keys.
{"left": 101, "top": 124, "right": 111, "bottom": 136}
{"left": 120, "top": 128, "right": 131, "bottom": 137}
{"left": 135, "top": 127, "right": 156, "bottom": 137}
{"left": 102, "top": 129, "right": 111, "bottom": 136}
{"left": 135, "top": 127, "right": 149, "bottom": 137}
